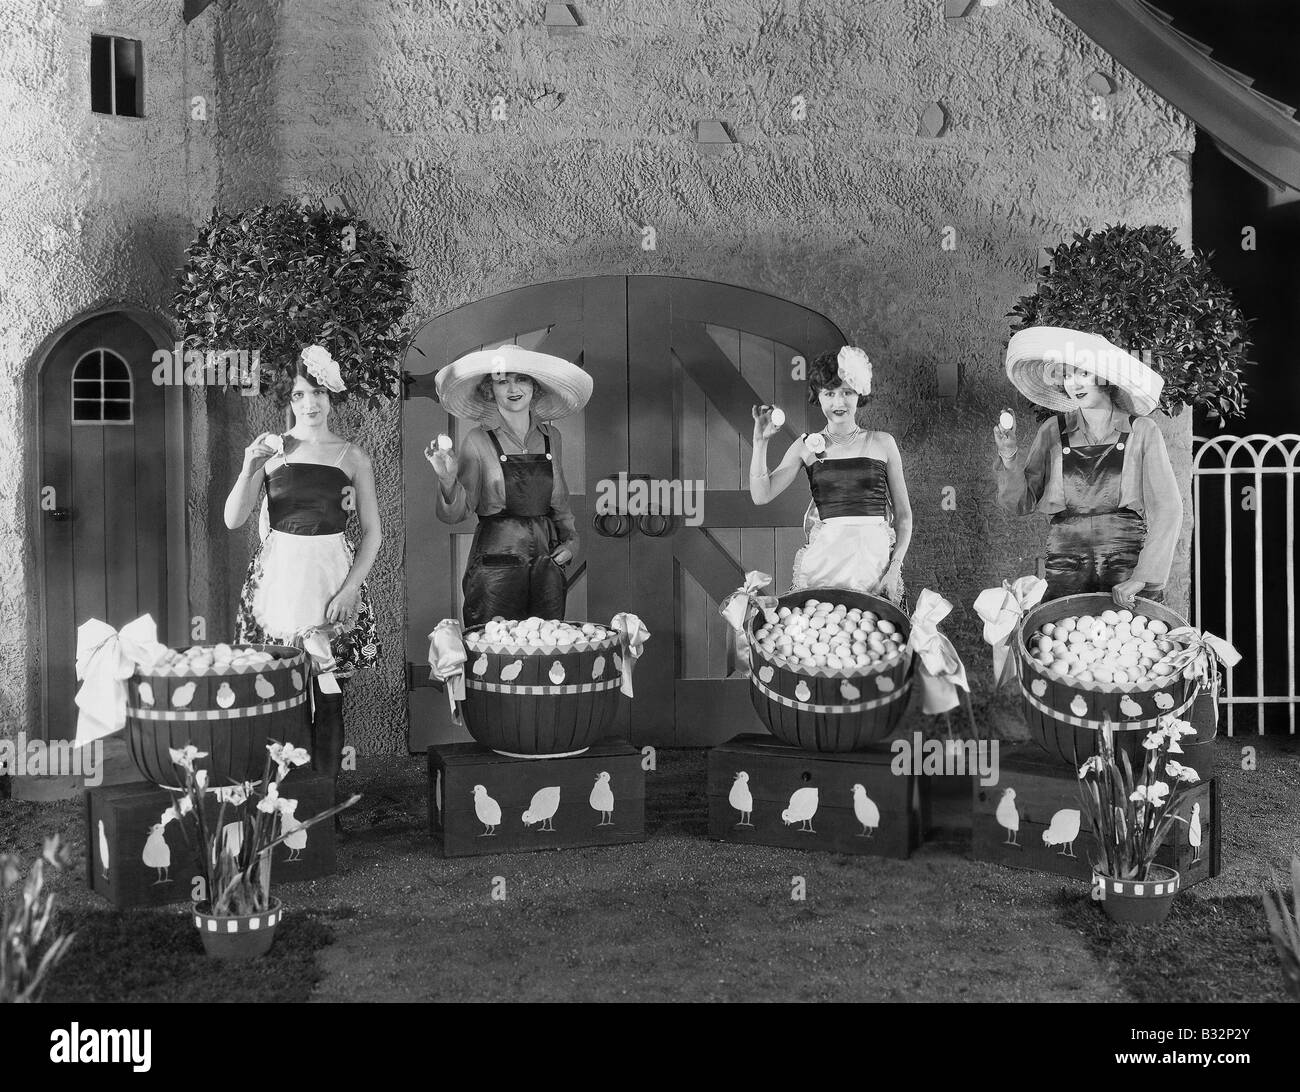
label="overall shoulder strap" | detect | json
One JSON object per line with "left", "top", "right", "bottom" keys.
{"left": 486, "top": 428, "right": 507, "bottom": 460}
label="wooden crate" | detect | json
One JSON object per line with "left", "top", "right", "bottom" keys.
{"left": 707, "top": 734, "right": 921, "bottom": 858}
{"left": 971, "top": 745, "right": 1220, "bottom": 887}
{"left": 85, "top": 769, "right": 336, "bottom": 909}
{"left": 427, "top": 738, "right": 645, "bottom": 857}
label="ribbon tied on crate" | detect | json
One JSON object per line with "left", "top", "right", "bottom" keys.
{"left": 972, "top": 575, "right": 1048, "bottom": 689}
{"left": 719, "top": 570, "right": 779, "bottom": 676}
{"left": 74, "top": 614, "right": 170, "bottom": 748}
{"left": 428, "top": 619, "right": 468, "bottom": 722}
{"left": 609, "top": 612, "right": 650, "bottom": 697}
{"left": 1158, "top": 627, "right": 1241, "bottom": 705}
{"left": 905, "top": 589, "right": 970, "bottom": 715}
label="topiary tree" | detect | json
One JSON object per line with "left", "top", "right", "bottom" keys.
{"left": 172, "top": 200, "right": 413, "bottom": 406}
{"left": 1009, "top": 224, "right": 1253, "bottom": 423}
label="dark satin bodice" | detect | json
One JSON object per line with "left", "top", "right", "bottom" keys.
{"left": 804, "top": 456, "right": 888, "bottom": 519}
{"left": 266, "top": 463, "right": 351, "bottom": 535}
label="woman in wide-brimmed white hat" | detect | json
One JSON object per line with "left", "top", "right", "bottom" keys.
{"left": 993, "top": 326, "right": 1182, "bottom": 607}
{"left": 427, "top": 344, "right": 592, "bottom": 627}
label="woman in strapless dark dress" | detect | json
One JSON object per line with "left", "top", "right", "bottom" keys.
{"left": 749, "top": 347, "right": 912, "bottom": 603}
{"left": 223, "top": 348, "right": 381, "bottom": 784}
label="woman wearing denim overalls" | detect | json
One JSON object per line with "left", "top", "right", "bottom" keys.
{"left": 993, "top": 327, "right": 1182, "bottom": 607}
{"left": 428, "top": 345, "right": 591, "bottom": 627}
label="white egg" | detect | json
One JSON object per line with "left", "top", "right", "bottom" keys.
{"left": 769, "top": 406, "right": 786, "bottom": 429}
{"left": 999, "top": 410, "right": 1015, "bottom": 431}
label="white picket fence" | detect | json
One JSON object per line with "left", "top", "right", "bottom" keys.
{"left": 1192, "top": 434, "right": 1300, "bottom": 735}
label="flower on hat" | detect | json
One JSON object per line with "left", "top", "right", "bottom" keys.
{"left": 836, "top": 346, "right": 873, "bottom": 397}
{"left": 300, "top": 345, "right": 346, "bottom": 393}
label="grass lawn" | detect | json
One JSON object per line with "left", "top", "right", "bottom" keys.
{"left": 3, "top": 736, "right": 1297, "bottom": 1003}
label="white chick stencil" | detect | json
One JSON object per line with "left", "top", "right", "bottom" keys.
{"left": 1042, "top": 809, "right": 1081, "bottom": 857}
{"left": 254, "top": 674, "right": 276, "bottom": 700}
{"left": 522, "top": 786, "right": 561, "bottom": 831}
{"left": 997, "top": 788, "right": 1020, "bottom": 847}
{"left": 142, "top": 822, "right": 171, "bottom": 883}
{"left": 589, "top": 772, "right": 614, "bottom": 826}
{"left": 500, "top": 659, "right": 524, "bottom": 683}
{"left": 782, "top": 787, "right": 818, "bottom": 832}
{"left": 729, "top": 771, "right": 753, "bottom": 827}
{"left": 473, "top": 784, "right": 501, "bottom": 836}
{"left": 171, "top": 681, "right": 197, "bottom": 709}
{"left": 851, "top": 784, "right": 880, "bottom": 838}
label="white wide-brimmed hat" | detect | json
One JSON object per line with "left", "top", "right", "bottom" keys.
{"left": 1005, "top": 326, "right": 1163, "bottom": 417}
{"left": 434, "top": 344, "right": 593, "bottom": 422}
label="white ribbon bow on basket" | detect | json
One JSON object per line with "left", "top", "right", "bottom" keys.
{"left": 428, "top": 619, "right": 468, "bottom": 723}
{"left": 973, "top": 575, "right": 1048, "bottom": 690}
{"left": 905, "top": 589, "right": 970, "bottom": 715}
{"left": 74, "top": 615, "right": 169, "bottom": 749}
{"left": 1158, "top": 627, "right": 1241, "bottom": 713}
{"left": 719, "top": 570, "right": 779, "bottom": 676}
{"left": 298, "top": 623, "right": 344, "bottom": 715}
{"left": 610, "top": 613, "right": 650, "bottom": 698}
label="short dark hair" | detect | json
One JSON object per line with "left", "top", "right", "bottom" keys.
{"left": 807, "top": 351, "right": 870, "bottom": 406}
{"left": 271, "top": 362, "right": 346, "bottom": 411}
{"left": 475, "top": 372, "right": 543, "bottom": 403}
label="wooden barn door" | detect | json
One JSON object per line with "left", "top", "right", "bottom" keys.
{"left": 626, "top": 278, "right": 844, "bottom": 744}
{"left": 403, "top": 277, "right": 629, "bottom": 750}
{"left": 402, "top": 275, "right": 843, "bottom": 749}
{"left": 38, "top": 313, "right": 174, "bottom": 740}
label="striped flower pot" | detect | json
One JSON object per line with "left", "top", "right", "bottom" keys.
{"left": 747, "top": 589, "right": 913, "bottom": 753}
{"left": 1016, "top": 595, "right": 1199, "bottom": 768}
{"left": 127, "top": 645, "right": 311, "bottom": 787}
{"left": 193, "top": 898, "right": 282, "bottom": 960}
{"left": 1093, "top": 866, "right": 1181, "bottom": 926}
{"left": 460, "top": 624, "right": 624, "bottom": 758}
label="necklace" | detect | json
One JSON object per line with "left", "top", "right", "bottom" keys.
{"left": 825, "top": 426, "right": 862, "bottom": 447}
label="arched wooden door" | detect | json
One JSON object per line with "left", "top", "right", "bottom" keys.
{"left": 403, "top": 276, "right": 844, "bottom": 748}
{"left": 38, "top": 313, "right": 181, "bottom": 741}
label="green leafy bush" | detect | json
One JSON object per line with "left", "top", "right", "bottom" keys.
{"left": 1009, "top": 225, "right": 1252, "bottom": 422}
{"left": 172, "top": 200, "right": 413, "bottom": 406}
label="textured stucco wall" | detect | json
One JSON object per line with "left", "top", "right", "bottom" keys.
{"left": 3, "top": 0, "right": 1195, "bottom": 749}
{"left": 0, "top": 1, "right": 217, "bottom": 740}
{"left": 204, "top": 0, "right": 1192, "bottom": 746}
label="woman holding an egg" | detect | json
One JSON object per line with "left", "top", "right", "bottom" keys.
{"left": 993, "top": 327, "right": 1182, "bottom": 607}
{"left": 749, "top": 347, "right": 912, "bottom": 603}
{"left": 223, "top": 345, "right": 382, "bottom": 784}
{"left": 428, "top": 345, "right": 591, "bottom": 628}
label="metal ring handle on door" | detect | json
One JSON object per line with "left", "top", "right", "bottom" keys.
{"left": 637, "top": 513, "right": 676, "bottom": 537}
{"left": 592, "top": 513, "right": 634, "bottom": 538}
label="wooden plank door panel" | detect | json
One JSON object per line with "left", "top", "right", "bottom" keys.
{"left": 628, "top": 276, "right": 845, "bottom": 745}
{"left": 41, "top": 315, "right": 168, "bottom": 740}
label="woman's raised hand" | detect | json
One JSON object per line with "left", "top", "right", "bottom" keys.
{"left": 425, "top": 437, "right": 458, "bottom": 487}
{"left": 992, "top": 419, "right": 1018, "bottom": 463}
{"left": 241, "top": 432, "right": 280, "bottom": 476}
{"left": 752, "top": 405, "right": 780, "bottom": 443}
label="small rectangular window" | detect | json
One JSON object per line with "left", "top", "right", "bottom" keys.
{"left": 90, "top": 34, "right": 143, "bottom": 118}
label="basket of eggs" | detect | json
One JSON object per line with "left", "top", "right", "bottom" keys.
{"left": 126, "top": 643, "right": 311, "bottom": 786}
{"left": 460, "top": 617, "right": 627, "bottom": 758}
{"left": 746, "top": 588, "right": 913, "bottom": 752}
{"left": 1016, "top": 593, "right": 1199, "bottom": 767}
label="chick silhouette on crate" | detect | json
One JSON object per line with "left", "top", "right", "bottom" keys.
{"left": 522, "top": 786, "right": 561, "bottom": 832}
{"left": 589, "top": 772, "right": 614, "bottom": 826}
{"left": 1189, "top": 802, "right": 1202, "bottom": 863}
{"left": 473, "top": 784, "right": 502, "bottom": 836}
{"left": 729, "top": 771, "right": 754, "bottom": 827}
{"left": 851, "top": 784, "right": 880, "bottom": 838}
{"left": 141, "top": 819, "right": 171, "bottom": 884}
{"left": 281, "top": 801, "right": 307, "bottom": 861}
{"left": 1042, "top": 808, "right": 1081, "bottom": 858}
{"left": 98, "top": 819, "right": 110, "bottom": 879}
{"left": 996, "top": 787, "right": 1021, "bottom": 847}
{"left": 782, "top": 787, "right": 819, "bottom": 833}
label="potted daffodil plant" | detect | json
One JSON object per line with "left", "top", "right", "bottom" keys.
{"left": 1077, "top": 715, "right": 1200, "bottom": 925}
{"left": 164, "top": 743, "right": 359, "bottom": 960}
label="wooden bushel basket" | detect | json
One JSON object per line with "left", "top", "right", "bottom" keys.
{"left": 461, "top": 624, "right": 624, "bottom": 758}
{"left": 126, "top": 645, "right": 311, "bottom": 787}
{"left": 1015, "top": 594, "right": 1199, "bottom": 768}
{"left": 746, "top": 588, "right": 913, "bottom": 753}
